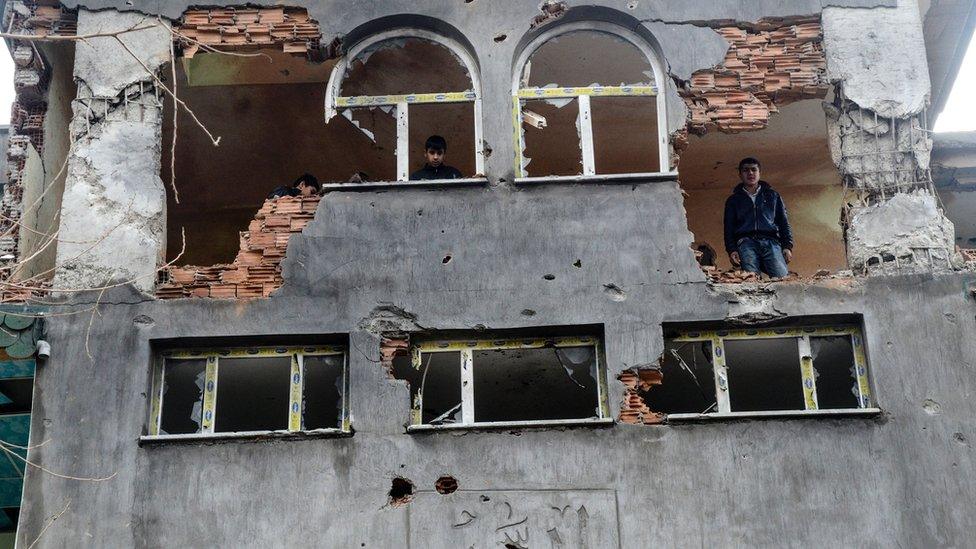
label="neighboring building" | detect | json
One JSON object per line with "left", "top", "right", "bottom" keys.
{"left": 0, "top": 0, "right": 973, "bottom": 546}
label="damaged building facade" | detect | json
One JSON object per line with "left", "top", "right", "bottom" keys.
{"left": 0, "top": 0, "right": 974, "bottom": 546}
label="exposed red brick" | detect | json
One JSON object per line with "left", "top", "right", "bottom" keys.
{"left": 157, "top": 196, "right": 320, "bottom": 299}
{"left": 380, "top": 336, "right": 410, "bottom": 377}
{"left": 176, "top": 7, "right": 321, "bottom": 58}
{"left": 618, "top": 369, "right": 665, "bottom": 425}
{"left": 681, "top": 17, "right": 829, "bottom": 135}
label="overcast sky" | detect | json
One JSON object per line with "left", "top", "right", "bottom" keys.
{"left": 0, "top": 34, "right": 972, "bottom": 130}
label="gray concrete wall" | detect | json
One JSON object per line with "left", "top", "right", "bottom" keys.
{"left": 19, "top": 182, "right": 976, "bottom": 547}
{"left": 23, "top": 1, "right": 976, "bottom": 547}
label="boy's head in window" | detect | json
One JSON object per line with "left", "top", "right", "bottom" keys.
{"left": 424, "top": 135, "right": 448, "bottom": 168}
{"left": 411, "top": 135, "right": 463, "bottom": 181}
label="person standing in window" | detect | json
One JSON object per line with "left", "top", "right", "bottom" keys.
{"left": 410, "top": 135, "right": 463, "bottom": 180}
{"left": 723, "top": 157, "right": 794, "bottom": 278}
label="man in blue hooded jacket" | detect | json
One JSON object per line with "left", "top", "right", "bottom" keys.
{"left": 723, "top": 157, "right": 794, "bottom": 278}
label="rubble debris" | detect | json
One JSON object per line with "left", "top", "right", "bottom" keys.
{"left": 176, "top": 7, "right": 322, "bottom": 58}
{"left": 681, "top": 18, "right": 829, "bottom": 134}
{"left": 617, "top": 368, "right": 664, "bottom": 425}
{"left": 156, "top": 196, "right": 319, "bottom": 299}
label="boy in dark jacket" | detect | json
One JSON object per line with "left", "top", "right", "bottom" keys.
{"left": 410, "top": 135, "right": 463, "bottom": 181}
{"left": 723, "top": 158, "right": 794, "bottom": 278}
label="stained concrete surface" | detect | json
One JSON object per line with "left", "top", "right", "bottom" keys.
{"left": 19, "top": 181, "right": 976, "bottom": 547}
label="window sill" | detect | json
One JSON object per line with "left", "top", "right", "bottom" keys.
{"left": 514, "top": 172, "right": 678, "bottom": 185}
{"left": 666, "top": 408, "right": 882, "bottom": 422}
{"left": 139, "top": 428, "right": 352, "bottom": 445}
{"left": 406, "top": 417, "right": 614, "bottom": 433}
{"left": 321, "top": 177, "right": 488, "bottom": 192}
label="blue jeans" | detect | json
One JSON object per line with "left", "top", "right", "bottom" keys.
{"left": 737, "top": 237, "right": 789, "bottom": 278}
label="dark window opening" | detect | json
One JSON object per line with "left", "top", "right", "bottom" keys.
{"left": 472, "top": 347, "right": 599, "bottom": 422}
{"left": 644, "top": 340, "right": 716, "bottom": 415}
{"left": 159, "top": 358, "right": 206, "bottom": 435}
{"left": 416, "top": 352, "right": 462, "bottom": 425}
{"left": 0, "top": 379, "right": 33, "bottom": 415}
{"left": 302, "top": 355, "right": 344, "bottom": 430}
{"left": 810, "top": 336, "right": 861, "bottom": 409}
{"left": 214, "top": 357, "right": 291, "bottom": 433}
{"left": 725, "top": 338, "right": 805, "bottom": 412}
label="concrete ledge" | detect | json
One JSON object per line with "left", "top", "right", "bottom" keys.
{"left": 514, "top": 172, "right": 679, "bottom": 185}
{"left": 139, "top": 428, "right": 352, "bottom": 445}
{"left": 666, "top": 408, "right": 882, "bottom": 422}
{"left": 321, "top": 177, "right": 489, "bottom": 192}
{"left": 406, "top": 417, "right": 614, "bottom": 433}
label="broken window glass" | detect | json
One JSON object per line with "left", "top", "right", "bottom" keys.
{"left": 214, "top": 356, "right": 291, "bottom": 433}
{"left": 516, "top": 29, "right": 663, "bottom": 177}
{"left": 418, "top": 352, "right": 462, "bottom": 425}
{"left": 810, "top": 336, "right": 861, "bottom": 409}
{"left": 302, "top": 355, "right": 344, "bottom": 430}
{"left": 644, "top": 340, "right": 717, "bottom": 414}
{"left": 725, "top": 338, "right": 805, "bottom": 412}
{"left": 472, "top": 346, "right": 599, "bottom": 422}
{"left": 521, "top": 99, "right": 582, "bottom": 177}
{"left": 159, "top": 358, "right": 206, "bottom": 435}
{"left": 522, "top": 30, "right": 653, "bottom": 88}
{"left": 341, "top": 38, "right": 473, "bottom": 97}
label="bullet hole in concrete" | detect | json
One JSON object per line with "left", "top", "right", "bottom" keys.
{"left": 435, "top": 475, "right": 459, "bottom": 494}
{"left": 603, "top": 283, "right": 626, "bottom": 301}
{"left": 520, "top": 309, "right": 536, "bottom": 316}
{"left": 389, "top": 477, "right": 414, "bottom": 507}
{"left": 442, "top": 255, "right": 452, "bottom": 264}
{"left": 133, "top": 315, "right": 155, "bottom": 327}
{"left": 627, "top": 1, "right": 638, "bottom": 8}
{"left": 480, "top": 494, "right": 490, "bottom": 502}
{"left": 417, "top": 209, "right": 424, "bottom": 216}
{"left": 543, "top": 274, "right": 556, "bottom": 280}
{"left": 573, "top": 259, "right": 582, "bottom": 268}
{"left": 944, "top": 312, "right": 956, "bottom": 323}
{"left": 494, "top": 33, "right": 507, "bottom": 43}
{"left": 482, "top": 142, "right": 493, "bottom": 158}
{"left": 923, "top": 399, "right": 942, "bottom": 415}
{"left": 953, "top": 432, "right": 968, "bottom": 445}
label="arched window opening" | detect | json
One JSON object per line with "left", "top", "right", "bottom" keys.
{"left": 513, "top": 24, "right": 668, "bottom": 179}
{"left": 325, "top": 32, "right": 484, "bottom": 182}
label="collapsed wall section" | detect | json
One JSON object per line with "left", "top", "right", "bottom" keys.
{"left": 157, "top": 196, "right": 320, "bottom": 298}
{"left": 52, "top": 11, "right": 170, "bottom": 293}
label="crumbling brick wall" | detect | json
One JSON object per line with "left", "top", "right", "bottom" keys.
{"left": 157, "top": 196, "right": 319, "bottom": 299}
{"left": 617, "top": 369, "right": 664, "bottom": 425}
{"left": 680, "top": 18, "right": 829, "bottom": 134}
{"left": 176, "top": 7, "right": 323, "bottom": 58}
{"left": 0, "top": 0, "right": 77, "bottom": 272}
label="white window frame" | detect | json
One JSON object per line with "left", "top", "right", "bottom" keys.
{"left": 145, "top": 345, "right": 349, "bottom": 441}
{"left": 512, "top": 22, "right": 671, "bottom": 182}
{"left": 406, "top": 335, "right": 612, "bottom": 432}
{"left": 324, "top": 29, "right": 485, "bottom": 182}
{"left": 664, "top": 325, "right": 877, "bottom": 421}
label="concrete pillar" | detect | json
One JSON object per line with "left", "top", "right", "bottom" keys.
{"left": 53, "top": 11, "right": 171, "bottom": 293}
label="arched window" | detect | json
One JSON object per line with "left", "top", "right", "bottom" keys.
{"left": 513, "top": 22, "right": 669, "bottom": 179}
{"left": 325, "top": 30, "right": 483, "bottom": 182}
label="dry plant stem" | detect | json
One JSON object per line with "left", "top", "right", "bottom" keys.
{"left": 26, "top": 500, "right": 70, "bottom": 549}
{"left": 168, "top": 28, "right": 180, "bottom": 204}
{"left": 84, "top": 286, "right": 106, "bottom": 362}
{"left": 0, "top": 442, "right": 117, "bottom": 482}
{"left": 0, "top": 24, "right": 157, "bottom": 42}
{"left": 2, "top": 228, "right": 186, "bottom": 294}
